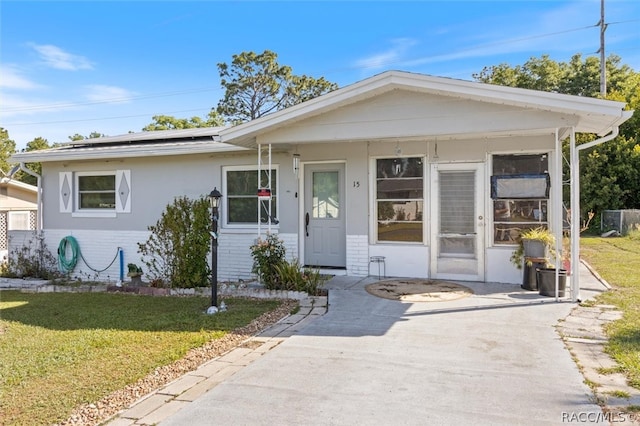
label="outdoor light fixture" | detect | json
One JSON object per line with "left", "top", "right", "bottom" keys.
{"left": 293, "top": 154, "right": 300, "bottom": 178}
{"left": 207, "top": 187, "right": 222, "bottom": 313}
{"left": 209, "top": 187, "right": 222, "bottom": 209}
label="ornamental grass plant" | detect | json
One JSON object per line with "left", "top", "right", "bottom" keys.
{"left": 250, "top": 234, "right": 327, "bottom": 294}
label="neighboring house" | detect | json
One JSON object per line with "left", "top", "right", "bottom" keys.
{"left": 11, "top": 71, "right": 632, "bottom": 289}
{"left": 1, "top": 177, "right": 38, "bottom": 261}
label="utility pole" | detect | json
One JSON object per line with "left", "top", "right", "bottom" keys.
{"left": 598, "top": 0, "right": 607, "bottom": 96}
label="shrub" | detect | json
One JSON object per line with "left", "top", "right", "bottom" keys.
{"left": 274, "top": 259, "right": 327, "bottom": 295}
{"left": 251, "top": 235, "right": 327, "bottom": 294}
{"left": 1, "top": 235, "right": 61, "bottom": 279}
{"left": 250, "top": 233, "right": 286, "bottom": 288}
{"left": 137, "top": 196, "right": 211, "bottom": 288}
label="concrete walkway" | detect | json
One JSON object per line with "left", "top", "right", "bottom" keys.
{"left": 101, "top": 264, "right": 636, "bottom": 425}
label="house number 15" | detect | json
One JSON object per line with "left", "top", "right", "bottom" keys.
{"left": 353, "top": 181, "right": 360, "bottom": 188}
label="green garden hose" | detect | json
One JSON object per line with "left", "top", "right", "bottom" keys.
{"left": 58, "top": 236, "right": 79, "bottom": 272}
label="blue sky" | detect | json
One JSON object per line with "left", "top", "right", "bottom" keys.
{"left": 1, "top": 1, "right": 639, "bottom": 151}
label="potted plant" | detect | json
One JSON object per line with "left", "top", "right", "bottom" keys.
{"left": 510, "top": 226, "right": 556, "bottom": 269}
{"left": 510, "top": 227, "right": 558, "bottom": 291}
{"left": 127, "top": 263, "right": 144, "bottom": 286}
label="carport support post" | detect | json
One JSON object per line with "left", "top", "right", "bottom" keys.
{"left": 570, "top": 128, "right": 580, "bottom": 302}
{"left": 570, "top": 126, "right": 621, "bottom": 302}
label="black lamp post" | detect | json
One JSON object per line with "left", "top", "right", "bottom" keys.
{"left": 209, "top": 187, "right": 222, "bottom": 308}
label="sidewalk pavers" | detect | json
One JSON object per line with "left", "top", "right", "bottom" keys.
{"left": 558, "top": 303, "right": 640, "bottom": 416}
{"left": 104, "top": 295, "right": 327, "bottom": 425}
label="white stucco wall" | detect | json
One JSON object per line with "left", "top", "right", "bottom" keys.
{"left": 486, "top": 247, "right": 523, "bottom": 284}
{"left": 33, "top": 86, "right": 566, "bottom": 287}
{"left": 7, "top": 228, "right": 282, "bottom": 283}
{"left": 368, "top": 244, "right": 430, "bottom": 278}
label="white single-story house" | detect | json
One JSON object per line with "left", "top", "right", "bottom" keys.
{"left": 1, "top": 177, "right": 38, "bottom": 261}
{"left": 10, "top": 71, "right": 632, "bottom": 297}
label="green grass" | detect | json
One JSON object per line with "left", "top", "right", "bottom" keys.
{"left": 0, "top": 291, "right": 280, "bottom": 425}
{"left": 581, "top": 236, "right": 640, "bottom": 389}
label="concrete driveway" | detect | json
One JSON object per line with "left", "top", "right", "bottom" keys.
{"left": 160, "top": 270, "right": 608, "bottom": 425}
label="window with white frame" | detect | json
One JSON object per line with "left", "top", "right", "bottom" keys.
{"left": 60, "top": 170, "right": 131, "bottom": 215}
{"left": 491, "top": 154, "right": 549, "bottom": 245}
{"left": 375, "top": 157, "right": 424, "bottom": 242}
{"left": 224, "top": 167, "right": 278, "bottom": 225}
{"left": 76, "top": 172, "right": 116, "bottom": 210}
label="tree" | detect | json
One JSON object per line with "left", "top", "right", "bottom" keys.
{"left": 474, "top": 54, "right": 640, "bottom": 226}
{"left": 13, "top": 137, "right": 51, "bottom": 185}
{"left": 474, "top": 55, "right": 566, "bottom": 93}
{"left": 142, "top": 111, "right": 224, "bottom": 131}
{"left": 216, "top": 50, "right": 338, "bottom": 124}
{"left": 0, "top": 127, "right": 17, "bottom": 176}
{"left": 69, "top": 132, "right": 104, "bottom": 141}
{"left": 473, "top": 54, "right": 635, "bottom": 99}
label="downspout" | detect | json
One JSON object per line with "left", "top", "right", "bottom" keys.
{"left": 570, "top": 126, "right": 620, "bottom": 302}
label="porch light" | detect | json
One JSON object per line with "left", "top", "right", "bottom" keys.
{"left": 209, "top": 187, "right": 222, "bottom": 209}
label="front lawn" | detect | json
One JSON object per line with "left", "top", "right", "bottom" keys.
{"left": 0, "top": 291, "right": 284, "bottom": 425}
{"left": 581, "top": 235, "right": 640, "bottom": 388}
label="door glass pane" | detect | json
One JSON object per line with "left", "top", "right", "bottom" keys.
{"left": 439, "top": 171, "right": 476, "bottom": 258}
{"left": 439, "top": 171, "right": 475, "bottom": 234}
{"left": 312, "top": 171, "right": 339, "bottom": 219}
{"left": 439, "top": 236, "right": 475, "bottom": 256}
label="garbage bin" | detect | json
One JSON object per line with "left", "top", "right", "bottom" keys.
{"left": 537, "top": 268, "right": 567, "bottom": 297}
{"left": 521, "top": 257, "right": 546, "bottom": 291}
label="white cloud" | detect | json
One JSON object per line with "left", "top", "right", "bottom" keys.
{"left": 84, "top": 85, "right": 136, "bottom": 104}
{"left": 29, "top": 43, "right": 94, "bottom": 71}
{"left": 353, "top": 38, "right": 418, "bottom": 70}
{"left": 0, "top": 64, "right": 42, "bottom": 90}
{"left": 365, "top": 1, "right": 603, "bottom": 72}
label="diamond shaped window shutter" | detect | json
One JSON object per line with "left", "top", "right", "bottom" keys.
{"left": 115, "top": 170, "right": 131, "bottom": 213}
{"left": 59, "top": 172, "right": 72, "bottom": 213}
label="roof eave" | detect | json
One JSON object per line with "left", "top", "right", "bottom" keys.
{"left": 11, "top": 142, "right": 249, "bottom": 163}
{"left": 220, "top": 71, "right": 631, "bottom": 149}
{"left": 0, "top": 177, "right": 38, "bottom": 192}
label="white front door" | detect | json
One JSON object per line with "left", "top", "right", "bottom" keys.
{"left": 430, "top": 163, "right": 485, "bottom": 281}
{"left": 304, "top": 163, "right": 346, "bottom": 268}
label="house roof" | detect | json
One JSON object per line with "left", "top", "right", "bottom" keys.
{"left": 65, "top": 126, "right": 228, "bottom": 146}
{"left": 11, "top": 70, "right": 632, "bottom": 162}
{"left": 11, "top": 134, "right": 248, "bottom": 163}
{"left": 0, "top": 177, "right": 38, "bottom": 193}
{"left": 221, "top": 71, "right": 632, "bottom": 148}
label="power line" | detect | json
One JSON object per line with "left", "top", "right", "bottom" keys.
{"left": 3, "top": 17, "right": 637, "bottom": 127}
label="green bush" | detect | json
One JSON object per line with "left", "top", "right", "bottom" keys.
{"left": 137, "top": 196, "right": 212, "bottom": 288}
{"left": 251, "top": 235, "right": 327, "bottom": 294}
{"left": 274, "top": 259, "right": 326, "bottom": 295}
{"left": 250, "top": 233, "right": 286, "bottom": 288}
